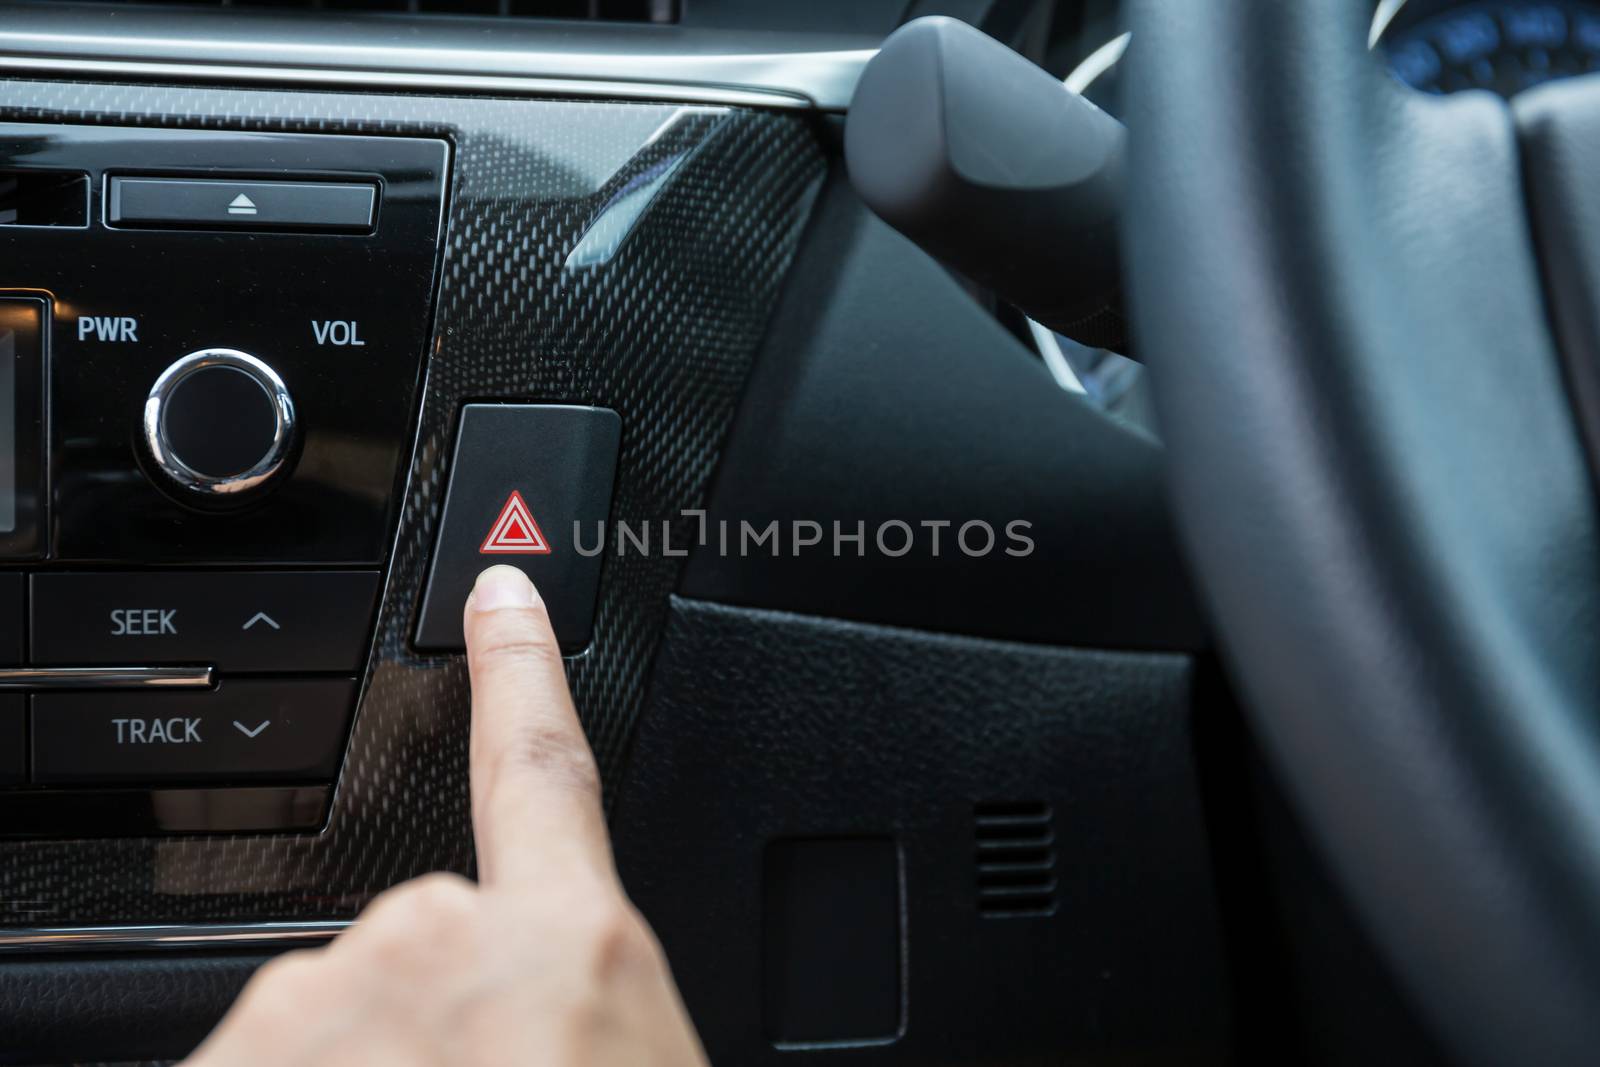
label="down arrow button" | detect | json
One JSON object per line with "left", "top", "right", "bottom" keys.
{"left": 31, "top": 679, "right": 357, "bottom": 785}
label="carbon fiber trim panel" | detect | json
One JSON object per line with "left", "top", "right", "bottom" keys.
{"left": 0, "top": 79, "right": 823, "bottom": 924}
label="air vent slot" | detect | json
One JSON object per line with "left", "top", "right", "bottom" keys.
{"left": 24, "top": 1, "right": 678, "bottom": 23}
{"left": 975, "top": 800, "right": 1057, "bottom": 919}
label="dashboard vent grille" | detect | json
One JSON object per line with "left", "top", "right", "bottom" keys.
{"left": 43, "top": 1, "right": 678, "bottom": 23}
{"left": 974, "top": 800, "right": 1057, "bottom": 918}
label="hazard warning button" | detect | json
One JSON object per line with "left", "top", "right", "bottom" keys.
{"left": 479, "top": 490, "right": 551, "bottom": 555}
{"left": 413, "top": 405, "right": 621, "bottom": 655}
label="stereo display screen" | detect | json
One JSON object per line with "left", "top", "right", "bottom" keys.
{"left": 0, "top": 305, "right": 27, "bottom": 534}
{"left": 0, "top": 297, "right": 43, "bottom": 550}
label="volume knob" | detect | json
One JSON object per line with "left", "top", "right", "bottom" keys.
{"left": 143, "top": 348, "right": 296, "bottom": 504}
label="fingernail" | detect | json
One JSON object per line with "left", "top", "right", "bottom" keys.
{"left": 471, "top": 565, "right": 536, "bottom": 611}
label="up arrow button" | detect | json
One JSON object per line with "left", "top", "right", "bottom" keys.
{"left": 30, "top": 572, "right": 381, "bottom": 673}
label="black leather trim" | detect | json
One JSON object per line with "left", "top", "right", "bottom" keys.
{"left": 1514, "top": 79, "right": 1600, "bottom": 495}
{"left": 1125, "top": 1, "right": 1600, "bottom": 1063}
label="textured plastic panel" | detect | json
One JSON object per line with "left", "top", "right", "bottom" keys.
{"left": 0, "top": 950, "right": 266, "bottom": 1062}
{"left": 614, "top": 597, "right": 1232, "bottom": 1065}
{"left": 0, "top": 79, "right": 823, "bottom": 924}
{"left": 680, "top": 169, "right": 1202, "bottom": 651}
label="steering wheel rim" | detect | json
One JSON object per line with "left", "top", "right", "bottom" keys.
{"left": 1124, "top": 2, "right": 1600, "bottom": 1063}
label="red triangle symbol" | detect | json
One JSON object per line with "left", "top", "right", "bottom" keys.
{"left": 479, "top": 490, "right": 552, "bottom": 555}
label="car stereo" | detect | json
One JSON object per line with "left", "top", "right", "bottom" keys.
{"left": 0, "top": 123, "right": 449, "bottom": 835}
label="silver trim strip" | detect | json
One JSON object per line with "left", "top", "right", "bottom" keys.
{"left": 0, "top": 666, "right": 215, "bottom": 689}
{"left": 0, "top": 55, "right": 824, "bottom": 109}
{"left": 0, "top": 920, "right": 348, "bottom": 952}
{"left": 0, "top": 6, "right": 877, "bottom": 110}
{"left": 1370, "top": 0, "right": 1411, "bottom": 48}
{"left": 1026, "top": 318, "right": 1089, "bottom": 396}
{"left": 1064, "top": 31, "right": 1131, "bottom": 96}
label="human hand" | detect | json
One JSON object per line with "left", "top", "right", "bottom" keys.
{"left": 184, "top": 565, "right": 707, "bottom": 1067}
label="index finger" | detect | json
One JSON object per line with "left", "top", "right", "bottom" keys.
{"left": 463, "top": 565, "right": 611, "bottom": 886}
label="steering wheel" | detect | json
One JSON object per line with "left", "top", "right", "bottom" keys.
{"left": 1124, "top": 2, "right": 1600, "bottom": 1063}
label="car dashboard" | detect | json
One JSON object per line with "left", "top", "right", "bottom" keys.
{"left": 0, "top": 0, "right": 1581, "bottom": 1064}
